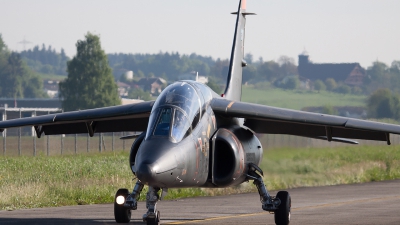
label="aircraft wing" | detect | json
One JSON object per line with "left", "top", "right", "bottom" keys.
{"left": 0, "top": 101, "right": 154, "bottom": 137}
{"left": 211, "top": 98, "right": 400, "bottom": 144}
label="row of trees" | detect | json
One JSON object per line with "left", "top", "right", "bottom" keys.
{"left": 313, "top": 78, "right": 363, "bottom": 95}
{"left": 20, "top": 44, "right": 69, "bottom": 76}
{"left": 365, "top": 61, "right": 400, "bottom": 94}
{"left": 0, "top": 34, "right": 47, "bottom": 99}
{"left": 17, "top": 40, "right": 399, "bottom": 99}
{"left": 108, "top": 52, "right": 214, "bottom": 81}
{"left": 367, "top": 88, "right": 400, "bottom": 120}
{"left": 0, "top": 33, "right": 120, "bottom": 111}
{"left": 108, "top": 53, "right": 298, "bottom": 85}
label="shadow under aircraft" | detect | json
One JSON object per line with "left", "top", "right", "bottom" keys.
{"left": 1, "top": 1, "right": 400, "bottom": 225}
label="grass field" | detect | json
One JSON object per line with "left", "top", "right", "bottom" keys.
{"left": 1, "top": 145, "right": 399, "bottom": 210}
{"left": 34, "top": 72, "right": 66, "bottom": 81}
{"left": 242, "top": 86, "right": 366, "bottom": 110}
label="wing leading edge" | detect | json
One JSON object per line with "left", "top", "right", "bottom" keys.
{"left": 211, "top": 98, "right": 399, "bottom": 145}
{"left": 0, "top": 101, "right": 154, "bottom": 137}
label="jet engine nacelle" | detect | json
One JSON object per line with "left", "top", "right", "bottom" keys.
{"left": 211, "top": 125, "right": 263, "bottom": 187}
{"left": 129, "top": 132, "right": 146, "bottom": 175}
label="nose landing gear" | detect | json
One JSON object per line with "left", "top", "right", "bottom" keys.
{"left": 247, "top": 163, "right": 291, "bottom": 225}
{"left": 114, "top": 181, "right": 162, "bottom": 225}
{"left": 142, "top": 186, "right": 161, "bottom": 225}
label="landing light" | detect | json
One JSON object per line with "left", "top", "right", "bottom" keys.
{"left": 116, "top": 195, "right": 125, "bottom": 205}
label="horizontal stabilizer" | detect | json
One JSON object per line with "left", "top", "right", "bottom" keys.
{"left": 120, "top": 133, "right": 142, "bottom": 140}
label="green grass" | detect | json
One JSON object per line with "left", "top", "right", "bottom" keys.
{"left": 242, "top": 86, "right": 366, "bottom": 110}
{"left": 260, "top": 145, "right": 400, "bottom": 190}
{"left": 33, "top": 72, "right": 66, "bottom": 81}
{"left": 1, "top": 145, "right": 400, "bottom": 210}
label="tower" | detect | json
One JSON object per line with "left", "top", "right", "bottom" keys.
{"left": 298, "top": 50, "right": 309, "bottom": 66}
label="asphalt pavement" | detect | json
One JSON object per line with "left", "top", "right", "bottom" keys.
{"left": 1, "top": 179, "right": 400, "bottom": 225}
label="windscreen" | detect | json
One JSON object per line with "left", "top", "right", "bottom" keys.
{"left": 147, "top": 82, "right": 201, "bottom": 142}
{"left": 153, "top": 108, "right": 172, "bottom": 136}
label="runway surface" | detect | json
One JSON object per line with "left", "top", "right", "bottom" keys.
{"left": 1, "top": 179, "right": 400, "bottom": 225}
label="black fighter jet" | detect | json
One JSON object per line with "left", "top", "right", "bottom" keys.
{"left": 1, "top": 1, "right": 400, "bottom": 225}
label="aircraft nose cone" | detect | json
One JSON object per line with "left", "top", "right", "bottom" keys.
{"left": 136, "top": 163, "right": 157, "bottom": 184}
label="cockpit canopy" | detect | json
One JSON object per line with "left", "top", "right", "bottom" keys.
{"left": 146, "top": 81, "right": 212, "bottom": 143}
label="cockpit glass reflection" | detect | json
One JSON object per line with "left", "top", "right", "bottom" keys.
{"left": 171, "top": 110, "right": 190, "bottom": 142}
{"left": 153, "top": 108, "right": 172, "bottom": 136}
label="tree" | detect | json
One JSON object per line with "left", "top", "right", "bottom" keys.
{"left": 258, "top": 61, "right": 280, "bottom": 81}
{"left": 206, "top": 77, "right": 222, "bottom": 94}
{"left": 367, "top": 88, "right": 400, "bottom": 119}
{"left": 20, "top": 44, "right": 69, "bottom": 76}
{"left": 352, "top": 86, "right": 363, "bottom": 95}
{"left": 278, "top": 56, "right": 298, "bottom": 76}
{"left": 0, "top": 52, "right": 24, "bottom": 98}
{"left": 391, "top": 61, "right": 400, "bottom": 74}
{"left": 243, "top": 64, "right": 257, "bottom": 84}
{"left": 210, "top": 59, "right": 229, "bottom": 80}
{"left": 128, "top": 88, "right": 151, "bottom": 101}
{"left": 0, "top": 35, "right": 46, "bottom": 98}
{"left": 59, "top": 33, "right": 120, "bottom": 111}
{"left": 282, "top": 76, "right": 299, "bottom": 90}
{"left": 0, "top": 34, "right": 6, "bottom": 53}
{"left": 244, "top": 53, "right": 253, "bottom": 64}
{"left": 334, "top": 84, "right": 351, "bottom": 94}
{"left": 325, "top": 78, "right": 337, "bottom": 91}
{"left": 367, "top": 61, "right": 388, "bottom": 81}
{"left": 313, "top": 80, "right": 326, "bottom": 92}
{"left": 0, "top": 51, "right": 47, "bottom": 98}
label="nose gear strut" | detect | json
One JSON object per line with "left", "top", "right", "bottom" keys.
{"left": 143, "top": 186, "right": 161, "bottom": 225}
{"left": 247, "top": 163, "right": 281, "bottom": 212}
{"left": 124, "top": 180, "right": 144, "bottom": 210}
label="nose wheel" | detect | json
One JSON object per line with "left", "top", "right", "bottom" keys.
{"left": 114, "top": 188, "right": 131, "bottom": 223}
{"left": 274, "top": 191, "right": 291, "bottom": 225}
{"left": 247, "top": 163, "right": 291, "bottom": 225}
{"left": 145, "top": 211, "right": 160, "bottom": 225}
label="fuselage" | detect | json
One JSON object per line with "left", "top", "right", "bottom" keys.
{"left": 134, "top": 80, "right": 263, "bottom": 189}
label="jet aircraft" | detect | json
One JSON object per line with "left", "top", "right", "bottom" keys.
{"left": 1, "top": 1, "right": 400, "bottom": 225}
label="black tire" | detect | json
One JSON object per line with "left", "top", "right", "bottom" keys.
{"left": 146, "top": 210, "right": 160, "bottom": 225}
{"left": 274, "top": 191, "right": 291, "bottom": 225}
{"left": 114, "top": 188, "right": 131, "bottom": 223}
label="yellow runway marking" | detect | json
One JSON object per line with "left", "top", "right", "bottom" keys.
{"left": 166, "top": 212, "right": 264, "bottom": 224}
{"left": 165, "top": 195, "right": 400, "bottom": 224}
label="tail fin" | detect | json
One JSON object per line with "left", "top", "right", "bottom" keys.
{"left": 223, "top": 0, "right": 255, "bottom": 101}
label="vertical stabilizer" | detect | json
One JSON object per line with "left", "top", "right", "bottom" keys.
{"left": 223, "top": 0, "right": 255, "bottom": 101}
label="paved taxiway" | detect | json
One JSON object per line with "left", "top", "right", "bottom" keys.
{"left": 1, "top": 179, "right": 399, "bottom": 225}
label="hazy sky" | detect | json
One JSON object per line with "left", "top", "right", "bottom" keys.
{"left": 1, "top": 0, "right": 399, "bottom": 68}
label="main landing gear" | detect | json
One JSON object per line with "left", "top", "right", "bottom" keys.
{"left": 114, "top": 180, "right": 162, "bottom": 225}
{"left": 247, "top": 163, "right": 291, "bottom": 225}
